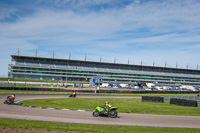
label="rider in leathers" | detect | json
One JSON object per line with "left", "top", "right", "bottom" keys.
{"left": 104, "top": 101, "right": 112, "bottom": 112}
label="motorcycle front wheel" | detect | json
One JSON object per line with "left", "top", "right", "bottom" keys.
{"left": 109, "top": 110, "right": 118, "bottom": 118}
{"left": 93, "top": 110, "right": 99, "bottom": 117}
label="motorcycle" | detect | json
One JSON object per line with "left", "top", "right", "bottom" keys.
{"left": 69, "top": 93, "right": 76, "bottom": 98}
{"left": 93, "top": 105, "right": 118, "bottom": 118}
{"left": 4, "top": 96, "right": 15, "bottom": 105}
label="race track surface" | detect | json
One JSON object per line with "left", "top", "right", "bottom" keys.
{"left": 0, "top": 93, "right": 200, "bottom": 128}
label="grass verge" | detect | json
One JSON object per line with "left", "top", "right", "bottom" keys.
{"left": 19, "top": 98, "right": 200, "bottom": 116}
{"left": 0, "top": 118, "right": 199, "bottom": 133}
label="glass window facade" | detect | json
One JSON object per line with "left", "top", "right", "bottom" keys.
{"left": 8, "top": 55, "right": 200, "bottom": 85}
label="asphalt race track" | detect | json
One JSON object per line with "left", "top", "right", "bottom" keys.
{"left": 0, "top": 93, "right": 200, "bottom": 128}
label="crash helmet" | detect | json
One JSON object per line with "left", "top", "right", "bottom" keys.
{"left": 105, "top": 101, "right": 109, "bottom": 104}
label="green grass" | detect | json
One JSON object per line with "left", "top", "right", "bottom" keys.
{"left": 19, "top": 98, "right": 200, "bottom": 116}
{"left": 0, "top": 118, "right": 199, "bottom": 133}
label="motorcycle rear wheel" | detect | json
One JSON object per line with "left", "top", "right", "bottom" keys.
{"left": 109, "top": 110, "right": 118, "bottom": 118}
{"left": 93, "top": 110, "right": 99, "bottom": 117}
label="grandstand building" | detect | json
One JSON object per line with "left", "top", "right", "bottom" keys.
{"left": 8, "top": 55, "right": 200, "bottom": 85}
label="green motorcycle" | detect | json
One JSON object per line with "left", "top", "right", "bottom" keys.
{"left": 93, "top": 105, "right": 118, "bottom": 118}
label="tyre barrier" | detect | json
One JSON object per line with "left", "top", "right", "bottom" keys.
{"left": 170, "top": 98, "right": 198, "bottom": 107}
{"left": 142, "top": 96, "right": 164, "bottom": 102}
{"left": 163, "top": 96, "right": 200, "bottom": 101}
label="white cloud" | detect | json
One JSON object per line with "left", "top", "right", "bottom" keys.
{"left": 0, "top": 4, "right": 18, "bottom": 20}
{"left": 0, "top": 0, "right": 200, "bottom": 75}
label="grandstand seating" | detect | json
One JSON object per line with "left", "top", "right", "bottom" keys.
{"left": 12, "top": 60, "right": 200, "bottom": 79}
{"left": 9, "top": 55, "right": 200, "bottom": 84}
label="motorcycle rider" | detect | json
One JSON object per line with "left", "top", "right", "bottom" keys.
{"left": 104, "top": 101, "right": 112, "bottom": 112}
{"left": 5, "top": 94, "right": 15, "bottom": 104}
{"left": 72, "top": 92, "right": 76, "bottom": 97}
{"left": 11, "top": 94, "right": 15, "bottom": 100}
{"left": 93, "top": 101, "right": 118, "bottom": 117}
{"left": 7, "top": 94, "right": 15, "bottom": 100}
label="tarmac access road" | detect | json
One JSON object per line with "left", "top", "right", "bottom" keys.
{"left": 0, "top": 93, "right": 200, "bottom": 128}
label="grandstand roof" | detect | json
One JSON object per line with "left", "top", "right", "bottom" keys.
{"left": 11, "top": 55, "right": 200, "bottom": 73}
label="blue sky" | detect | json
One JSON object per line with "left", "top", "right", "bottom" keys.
{"left": 0, "top": 0, "right": 200, "bottom": 76}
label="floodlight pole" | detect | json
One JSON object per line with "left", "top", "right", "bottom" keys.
{"left": 17, "top": 48, "right": 20, "bottom": 56}
{"left": 69, "top": 52, "right": 71, "bottom": 60}
{"left": 35, "top": 49, "right": 38, "bottom": 57}
{"left": 53, "top": 51, "right": 55, "bottom": 58}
